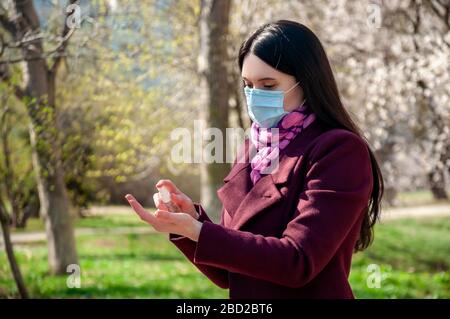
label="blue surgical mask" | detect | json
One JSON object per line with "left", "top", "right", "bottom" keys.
{"left": 244, "top": 82, "right": 301, "bottom": 128}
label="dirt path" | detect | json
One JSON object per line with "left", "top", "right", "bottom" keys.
{"left": 0, "top": 226, "right": 155, "bottom": 246}
{"left": 380, "top": 203, "right": 450, "bottom": 221}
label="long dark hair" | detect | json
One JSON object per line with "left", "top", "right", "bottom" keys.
{"left": 238, "top": 20, "right": 384, "bottom": 251}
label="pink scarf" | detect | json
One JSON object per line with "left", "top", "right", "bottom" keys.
{"left": 249, "top": 104, "right": 316, "bottom": 185}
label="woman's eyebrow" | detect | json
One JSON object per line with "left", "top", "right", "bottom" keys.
{"left": 242, "top": 76, "right": 276, "bottom": 81}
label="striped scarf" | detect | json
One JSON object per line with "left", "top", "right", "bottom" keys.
{"left": 249, "top": 104, "right": 316, "bottom": 185}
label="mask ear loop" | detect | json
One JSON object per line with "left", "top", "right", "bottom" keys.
{"left": 282, "top": 82, "right": 303, "bottom": 110}
{"left": 284, "top": 81, "right": 300, "bottom": 95}
{"left": 299, "top": 98, "right": 307, "bottom": 107}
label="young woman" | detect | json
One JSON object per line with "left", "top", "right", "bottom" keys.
{"left": 126, "top": 20, "right": 384, "bottom": 299}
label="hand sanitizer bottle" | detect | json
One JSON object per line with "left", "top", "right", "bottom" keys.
{"left": 156, "top": 186, "right": 181, "bottom": 212}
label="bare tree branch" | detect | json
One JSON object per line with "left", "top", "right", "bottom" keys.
{"left": 430, "top": 0, "right": 450, "bottom": 29}
{"left": 49, "top": 0, "right": 78, "bottom": 75}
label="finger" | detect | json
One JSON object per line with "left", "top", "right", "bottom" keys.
{"left": 155, "top": 210, "right": 189, "bottom": 223}
{"left": 170, "top": 193, "right": 187, "bottom": 206}
{"left": 154, "top": 209, "right": 174, "bottom": 221}
{"left": 125, "top": 194, "right": 157, "bottom": 225}
{"left": 156, "top": 179, "right": 181, "bottom": 194}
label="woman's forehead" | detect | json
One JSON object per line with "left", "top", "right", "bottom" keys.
{"left": 241, "top": 53, "right": 282, "bottom": 80}
{"left": 241, "top": 53, "right": 289, "bottom": 81}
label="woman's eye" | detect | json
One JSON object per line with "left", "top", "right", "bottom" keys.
{"left": 243, "top": 83, "right": 274, "bottom": 89}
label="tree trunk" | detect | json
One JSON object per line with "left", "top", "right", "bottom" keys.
{"left": 0, "top": 200, "right": 29, "bottom": 298}
{"left": 419, "top": 88, "right": 449, "bottom": 201}
{"left": 410, "top": 3, "right": 449, "bottom": 201}
{"left": 12, "top": 0, "right": 78, "bottom": 275}
{"left": 230, "top": 68, "right": 248, "bottom": 129}
{"left": 198, "top": 0, "right": 232, "bottom": 222}
{"left": 0, "top": 106, "right": 22, "bottom": 228}
{"left": 28, "top": 106, "right": 78, "bottom": 275}
{"left": 427, "top": 166, "right": 449, "bottom": 200}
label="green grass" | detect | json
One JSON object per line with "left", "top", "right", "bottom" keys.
{"left": 350, "top": 217, "right": 450, "bottom": 298}
{"left": 1, "top": 215, "right": 449, "bottom": 298}
{"left": 0, "top": 233, "right": 227, "bottom": 298}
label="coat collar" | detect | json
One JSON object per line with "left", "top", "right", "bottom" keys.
{"left": 217, "top": 119, "right": 328, "bottom": 230}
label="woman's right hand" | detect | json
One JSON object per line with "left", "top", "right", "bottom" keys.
{"left": 153, "top": 179, "right": 199, "bottom": 220}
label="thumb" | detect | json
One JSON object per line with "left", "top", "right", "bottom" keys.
{"left": 170, "top": 193, "right": 187, "bottom": 206}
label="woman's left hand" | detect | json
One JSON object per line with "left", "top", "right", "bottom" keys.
{"left": 125, "top": 194, "right": 203, "bottom": 242}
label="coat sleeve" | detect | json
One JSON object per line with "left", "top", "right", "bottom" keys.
{"left": 168, "top": 203, "right": 229, "bottom": 289}
{"left": 191, "top": 131, "right": 374, "bottom": 288}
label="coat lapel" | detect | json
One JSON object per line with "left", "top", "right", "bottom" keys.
{"left": 216, "top": 138, "right": 252, "bottom": 221}
{"left": 216, "top": 119, "right": 326, "bottom": 230}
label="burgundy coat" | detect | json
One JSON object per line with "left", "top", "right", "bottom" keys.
{"left": 169, "top": 119, "right": 373, "bottom": 299}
